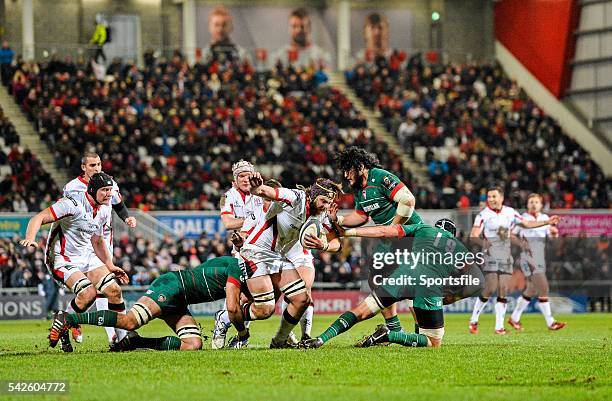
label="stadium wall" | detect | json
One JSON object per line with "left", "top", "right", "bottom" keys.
{"left": 494, "top": 0, "right": 580, "bottom": 98}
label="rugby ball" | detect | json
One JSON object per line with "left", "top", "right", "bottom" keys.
{"left": 299, "top": 217, "right": 328, "bottom": 250}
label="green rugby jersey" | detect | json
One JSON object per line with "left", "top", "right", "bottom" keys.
{"left": 177, "top": 256, "right": 244, "bottom": 304}
{"left": 353, "top": 168, "right": 423, "bottom": 226}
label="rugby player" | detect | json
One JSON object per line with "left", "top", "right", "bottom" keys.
{"left": 63, "top": 152, "right": 136, "bottom": 348}
{"left": 229, "top": 179, "right": 318, "bottom": 346}
{"left": 301, "top": 219, "right": 484, "bottom": 348}
{"left": 49, "top": 256, "right": 249, "bottom": 351}
{"left": 212, "top": 160, "right": 263, "bottom": 349}
{"left": 508, "top": 193, "right": 566, "bottom": 331}
{"left": 333, "top": 147, "right": 422, "bottom": 337}
{"left": 468, "top": 187, "right": 559, "bottom": 334}
{"left": 238, "top": 172, "right": 343, "bottom": 348}
{"left": 19, "top": 173, "right": 129, "bottom": 351}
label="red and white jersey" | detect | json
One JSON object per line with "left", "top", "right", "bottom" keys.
{"left": 242, "top": 188, "right": 329, "bottom": 257}
{"left": 220, "top": 187, "right": 264, "bottom": 223}
{"left": 515, "top": 212, "right": 551, "bottom": 266}
{"left": 474, "top": 205, "right": 523, "bottom": 262}
{"left": 63, "top": 175, "right": 120, "bottom": 249}
{"left": 45, "top": 192, "right": 112, "bottom": 264}
{"left": 241, "top": 199, "right": 314, "bottom": 265}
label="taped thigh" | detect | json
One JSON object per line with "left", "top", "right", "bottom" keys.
{"left": 131, "top": 302, "right": 153, "bottom": 326}
{"left": 176, "top": 324, "right": 201, "bottom": 339}
{"left": 280, "top": 279, "right": 306, "bottom": 298}
{"left": 96, "top": 272, "right": 117, "bottom": 293}
{"left": 71, "top": 276, "right": 93, "bottom": 297}
{"left": 252, "top": 289, "right": 275, "bottom": 307}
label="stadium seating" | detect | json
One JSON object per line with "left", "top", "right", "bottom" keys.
{"left": 346, "top": 55, "right": 611, "bottom": 209}
{"left": 10, "top": 54, "right": 411, "bottom": 211}
{"left": 0, "top": 107, "right": 59, "bottom": 212}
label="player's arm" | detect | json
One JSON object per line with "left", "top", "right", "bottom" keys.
{"left": 219, "top": 195, "right": 245, "bottom": 230}
{"left": 19, "top": 208, "right": 56, "bottom": 247}
{"left": 327, "top": 203, "right": 368, "bottom": 227}
{"left": 390, "top": 185, "right": 416, "bottom": 225}
{"left": 303, "top": 226, "right": 343, "bottom": 252}
{"left": 517, "top": 215, "right": 559, "bottom": 229}
{"left": 91, "top": 233, "right": 128, "bottom": 284}
{"left": 510, "top": 232, "right": 529, "bottom": 251}
{"left": 225, "top": 279, "right": 248, "bottom": 340}
{"left": 468, "top": 224, "right": 488, "bottom": 248}
{"left": 112, "top": 201, "right": 136, "bottom": 228}
{"left": 344, "top": 224, "right": 405, "bottom": 238}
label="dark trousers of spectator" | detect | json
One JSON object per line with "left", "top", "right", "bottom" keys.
{"left": 43, "top": 280, "right": 59, "bottom": 318}
{"left": 0, "top": 63, "right": 11, "bottom": 86}
{"left": 94, "top": 46, "right": 107, "bottom": 64}
{"left": 589, "top": 297, "right": 611, "bottom": 312}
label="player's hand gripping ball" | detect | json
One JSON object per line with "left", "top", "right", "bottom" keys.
{"left": 300, "top": 217, "right": 328, "bottom": 250}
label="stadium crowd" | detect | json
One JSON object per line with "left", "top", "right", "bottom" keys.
{"left": 5, "top": 52, "right": 410, "bottom": 212}
{"left": 0, "top": 106, "right": 59, "bottom": 212}
{"left": 346, "top": 54, "right": 611, "bottom": 209}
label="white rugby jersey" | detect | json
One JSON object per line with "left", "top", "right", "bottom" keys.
{"left": 241, "top": 198, "right": 314, "bottom": 261}
{"left": 473, "top": 205, "right": 523, "bottom": 262}
{"left": 45, "top": 192, "right": 112, "bottom": 264}
{"left": 63, "top": 175, "right": 121, "bottom": 248}
{"left": 220, "top": 187, "right": 264, "bottom": 224}
{"left": 242, "top": 188, "right": 329, "bottom": 257}
{"left": 515, "top": 212, "right": 551, "bottom": 266}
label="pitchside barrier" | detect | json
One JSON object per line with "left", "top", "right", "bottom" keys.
{"left": 0, "top": 285, "right": 599, "bottom": 320}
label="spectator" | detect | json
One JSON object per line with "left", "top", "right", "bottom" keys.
{"left": 0, "top": 41, "right": 15, "bottom": 86}
{"left": 90, "top": 18, "right": 108, "bottom": 63}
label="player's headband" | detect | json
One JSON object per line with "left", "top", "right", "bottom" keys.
{"left": 232, "top": 160, "right": 254, "bottom": 180}
{"left": 308, "top": 179, "right": 343, "bottom": 202}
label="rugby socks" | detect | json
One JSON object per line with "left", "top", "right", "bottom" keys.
{"left": 385, "top": 315, "right": 402, "bottom": 332}
{"left": 272, "top": 309, "right": 301, "bottom": 343}
{"left": 109, "top": 301, "right": 128, "bottom": 342}
{"left": 538, "top": 297, "right": 555, "bottom": 327}
{"left": 495, "top": 297, "right": 507, "bottom": 331}
{"left": 219, "top": 309, "right": 231, "bottom": 326}
{"left": 67, "top": 310, "right": 118, "bottom": 327}
{"left": 388, "top": 331, "right": 428, "bottom": 347}
{"left": 470, "top": 296, "right": 489, "bottom": 323}
{"left": 131, "top": 335, "right": 181, "bottom": 351}
{"left": 95, "top": 296, "right": 116, "bottom": 343}
{"left": 300, "top": 304, "right": 314, "bottom": 337}
{"left": 511, "top": 295, "right": 531, "bottom": 323}
{"left": 319, "top": 312, "right": 358, "bottom": 343}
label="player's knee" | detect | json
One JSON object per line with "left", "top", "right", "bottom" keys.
{"left": 102, "top": 282, "right": 122, "bottom": 302}
{"left": 251, "top": 303, "right": 274, "bottom": 319}
{"left": 123, "top": 313, "right": 141, "bottom": 331}
{"left": 428, "top": 337, "right": 442, "bottom": 348}
{"left": 180, "top": 337, "right": 202, "bottom": 351}
{"left": 280, "top": 278, "right": 308, "bottom": 309}
{"left": 78, "top": 285, "right": 97, "bottom": 304}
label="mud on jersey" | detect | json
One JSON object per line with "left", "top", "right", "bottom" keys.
{"left": 353, "top": 168, "right": 423, "bottom": 226}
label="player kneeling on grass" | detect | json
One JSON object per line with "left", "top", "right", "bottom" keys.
{"left": 49, "top": 256, "right": 250, "bottom": 351}
{"left": 301, "top": 219, "right": 484, "bottom": 349}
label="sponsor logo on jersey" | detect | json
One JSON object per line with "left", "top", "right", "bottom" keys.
{"left": 363, "top": 203, "right": 380, "bottom": 213}
{"left": 382, "top": 176, "right": 398, "bottom": 191}
{"left": 158, "top": 294, "right": 166, "bottom": 302}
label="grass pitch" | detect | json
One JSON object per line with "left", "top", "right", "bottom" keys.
{"left": 0, "top": 313, "right": 610, "bottom": 401}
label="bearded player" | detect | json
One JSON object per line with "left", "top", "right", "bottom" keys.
{"left": 49, "top": 256, "right": 249, "bottom": 351}
{"left": 508, "top": 193, "right": 566, "bottom": 331}
{"left": 230, "top": 179, "right": 318, "bottom": 346}
{"left": 333, "top": 147, "right": 421, "bottom": 338}
{"left": 63, "top": 151, "right": 137, "bottom": 348}
{"left": 238, "top": 173, "right": 343, "bottom": 348}
{"left": 468, "top": 187, "right": 559, "bottom": 334}
{"left": 301, "top": 219, "right": 484, "bottom": 349}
